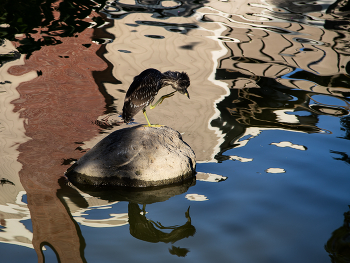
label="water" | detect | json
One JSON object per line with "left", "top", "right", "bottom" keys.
{"left": 0, "top": 0, "right": 350, "bottom": 262}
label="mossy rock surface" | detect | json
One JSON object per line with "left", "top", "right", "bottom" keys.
{"left": 66, "top": 125, "right": 196, "bottom": 187}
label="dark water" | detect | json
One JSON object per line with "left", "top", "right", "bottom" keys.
{"left": 0, "top": 0, "right": 350, "bottom": 262}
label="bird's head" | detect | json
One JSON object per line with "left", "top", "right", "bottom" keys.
{"left": 163, "top": 71, "right": 190, "bottom": 99}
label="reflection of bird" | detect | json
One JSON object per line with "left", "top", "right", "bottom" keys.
{"left": 122, "top": 68, "right": 190, "bottom": 126}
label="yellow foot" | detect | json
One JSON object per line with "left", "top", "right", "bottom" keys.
{"left": 143, "top": 124, "right": 164, "bottom": 127}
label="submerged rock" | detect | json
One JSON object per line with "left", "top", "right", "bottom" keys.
{"left": 66, "top": 125, "right": 196, "bottom": 187}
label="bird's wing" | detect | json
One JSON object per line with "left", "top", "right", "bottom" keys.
{"left": 122, "top": 69, "right": 162, "bottom": 123}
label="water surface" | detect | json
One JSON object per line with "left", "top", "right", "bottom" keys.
{"left": 0, "top": 0, "right": 350, "bottom": 262}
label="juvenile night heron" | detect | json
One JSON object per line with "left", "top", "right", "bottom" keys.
{"left": 122, "top": 68, "right": 190, "bottom": 126}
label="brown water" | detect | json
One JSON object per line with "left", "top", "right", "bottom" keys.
{"left": 0, "top": 0, "right": 350, "bottom": 262}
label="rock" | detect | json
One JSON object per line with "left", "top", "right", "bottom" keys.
{"left": 66, "top": 125, "right": 196, "bottom": 187}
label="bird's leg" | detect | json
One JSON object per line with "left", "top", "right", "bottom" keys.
{"left": 149, "top": 91, "right": 176, "bottom": 109}
{"left": 143, "top": 108, "right": 162, "bottom": 127}
{"left": 143, "top": 91, "right": 177, "bottom": 127}
{"left": 143, "top": 108, "right": 152, "bottom": 126}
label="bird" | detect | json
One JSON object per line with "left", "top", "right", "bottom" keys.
{"left": 122, "top": 68, "right": 190, "bottom": 127}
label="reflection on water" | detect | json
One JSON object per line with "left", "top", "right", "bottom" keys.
{"left": 128, "top": 203, "right": 194, "bottom": 257}
{"left": 211, "top": 84, "right": 350, "bottom": 161}
{"left": 325, "top": 206, "right": 350, "bottom": 263}
{"left": 0, "top": 0, "right": 107, "bottom": 58}
{"left": 0, "top": 0, "right": 350, "bottom": 262}
{"left": 57, "top": 177, "right": 197, "bottom": 259}
{"left": 106, "top": 0, "right": 203, "bottom": 18}
{"left": 1, "top": 1, "right": 108, "bottom": 261}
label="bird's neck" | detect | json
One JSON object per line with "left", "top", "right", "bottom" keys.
{"left": 161, "top": 78, "right": 178, "bottom": 90}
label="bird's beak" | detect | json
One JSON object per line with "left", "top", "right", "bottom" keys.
{"left": 185, "top": 92, "right": 190, "bottom": 99}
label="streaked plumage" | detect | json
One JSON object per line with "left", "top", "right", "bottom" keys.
{"left": 122, "top": 68, "right": 190, "bottom": 126}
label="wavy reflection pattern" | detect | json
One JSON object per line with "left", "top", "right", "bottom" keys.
{"left": 98, "top": 0, "right": 350, "bottom": 163}
{"left": 99, "top": 0, "right": 228, "bottom": 161}
{"left": 196, "top": 0, "right": 350, "bottom": 161}
{"left": 0, "top": 6, "right": 108, "bottom": 262}
{"left": 0, "top": 0, "right": 350, "bottom": 261}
